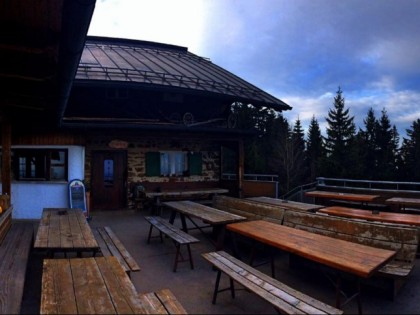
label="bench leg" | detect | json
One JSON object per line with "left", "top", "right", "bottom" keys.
{"left": 173, "top": 243, "right": 181, "bottom": 272}
{"left": 212, "top": 270, "right": 235, "bottom": 304}
{"left": 212, "top": 270, "right": 222, "bottom": 304}
{"left": 186, "top": 244, "right": 194, "bottom": 270}
{"left": 147, "top": 224, "right": 153, "bottom": 243}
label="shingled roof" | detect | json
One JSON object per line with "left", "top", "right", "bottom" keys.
{"left": 75, "top": 36, "right": 292, "bottom": 112}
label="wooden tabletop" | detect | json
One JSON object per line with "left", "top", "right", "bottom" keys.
{"left": 163, "top": 200, "right": 246, "bottom": 225}
{"left": 386, "top": 197, "right": 420, "bottom": 207}
{"left": 319, "top": 206, "right": 420, "bottom": 227}
{"left": 41, "top": 256, "right": 146, "bottom": 314}
{"left": 227, "top": 220, "right": 396, "bottom": 278}
{"left": 305, "top": 190, "right": 380, "bottom": 203}
{"left": 247, "top": 196, "right": 323, "bottom": 212}
{"left": 34, "top": 208, "right": 98, "bottom": 252}
{"left": 146, "top": 188, "right": 229, "bottom": 198}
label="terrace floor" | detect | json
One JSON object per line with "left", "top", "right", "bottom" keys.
{"left": 20, "top": 208, "right": 420, "bottom": 314}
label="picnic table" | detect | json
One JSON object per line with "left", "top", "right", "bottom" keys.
{"left": 305, "top": 190, "right": 380, "bottom": 206}
{"left": 164, "top": 200, "right": 246, "bottom": 250}
{"left": 247, "top": 196, "right": 323, "bottom": 212}
{"left": 41, "top": 256, "right": 145, "bottom": 314}
{"left": 146, "top": 188, "right": 229, "bottom": 214}
{"left": 226, "top": 220, "right": 396, "bottom": 312}
{"left": 318, "top": 206, "right": 420, "bottom": 226}
{"left": 385, "top": 197, "right": 420, "bottom": 212}
{"left": 146, "top": 187, "right": 228, "bottom": 203}
{"left": 34, "top": 208, "right": 99, "bottom": 257}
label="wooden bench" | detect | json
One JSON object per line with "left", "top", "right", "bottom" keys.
{"left": 145, "top": 216, "right": 200, "bottom": 272}
{"left": 0, "top": 221, "right": 34, "bottom": 314}
{"left": 282, "top": 210, "right": 418, "bottom": 300}
{"left": 0, "top": 206, "right": 12, "bottom": 243}
{"left": 202, "top": 251, "right": 343, "bottom": 314}
{"left": 138, "top": 288, "right": 188, "bottom": 314}
{"left": 212, "top": 195, "right": 285, "bottom": 224}
{"left": 93, "top": 226, "right": 141, "bottom": 277}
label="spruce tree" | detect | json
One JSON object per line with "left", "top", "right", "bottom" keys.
{"left": 376, "top": 108, "right": 396, "bottom": 180}
{"left": 359, "top": 108, "right": 378, "bottom": 179}
{"left": 306, "top": 115, "right": 325, "bottom": 181}
{"left": 400, "top": 119, "right": 420, "bottom": 181}
{"left": 290, "top": 118, "right": 308, "bottom": 188}
{"left": 324, "top": 87, "right": 356, "bottom": 177}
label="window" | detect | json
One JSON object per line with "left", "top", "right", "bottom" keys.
{"left": 160, "top": 151, "right": 187, "bottom": 176}
{"left": 12, "top": 149, "right": 68, "bottom": 181}
{"left": 145, "top": 151, "right": 202, "bottom": 177}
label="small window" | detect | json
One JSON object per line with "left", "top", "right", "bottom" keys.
{"left": 160, "top": 151, "right": 187, "bottom": 176}
{"left": 145, "top": 151, "right": 202, "bottom": 177}
{"left": 12, "top": 149, "right": 68, "bottom": 181}
{"left": 104, "top": 159, "right": 114, "bottom": 184}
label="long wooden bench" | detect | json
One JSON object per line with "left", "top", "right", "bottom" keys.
{"left": 202, "top": 251, "right": 343, "bottom": 314}
{"left": 138, "top": 288, "right": 188, "bottom": 314}
{"left": 0, "top": 221, "right": 34, "bottom": 314}
{"left": 282, "top": 210, "right": 418, "bottom": 300}
{"left": 0, "top": 206, "right": 12, "bottom": 243}
{"left": 212, "top": 195, "right": 285, "bottom": 224}
{"left": 93, "top": 226, "right": 141, "bottom": 277}
{"left": 145, "top": 216, "right": 200, "bottom": 272}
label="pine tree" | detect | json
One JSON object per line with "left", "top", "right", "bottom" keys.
{"left": 376, "top": 108, "right": 396, "bottom": 180}
{"left": 324, "top": 87, "right": 356, "bottom": 177}
{"left": 358, "top": 108, "right": 378, "bottom": 179}
{"left": 400, "top": 119, "right": 420, "bottom": 181}
{"left": 290, "top": 118, "right": 308, "bottom": 188}
{"left": 306, "top": 115, "right": 325, "bottom": 181}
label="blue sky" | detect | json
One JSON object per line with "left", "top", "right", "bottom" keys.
{"left": 88, "top": 0, "right": 420, "bottom": 141}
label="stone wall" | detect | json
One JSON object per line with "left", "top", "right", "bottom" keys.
{"left": 84, "top": 135, "right": 222, "bottom": 208}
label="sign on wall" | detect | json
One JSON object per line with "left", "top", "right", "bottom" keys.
{"left": 68, "top": 179, "right": 88, "bottom": 218}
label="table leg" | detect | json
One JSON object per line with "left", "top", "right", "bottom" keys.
{"left": 169, "top": 210, "right": 177, "bottom": 224}
{"left": 213, "top": 225, "right": 226, "bottom": 251}
{"left": 180, "top": 213, "right": 188, "bottom": 232}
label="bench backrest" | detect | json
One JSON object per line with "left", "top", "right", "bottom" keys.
{"left": 283, "top": 210, "right": 418, "bottom": 264}
{"left": 212, "top": 195, "right": 285, "bottom": 224}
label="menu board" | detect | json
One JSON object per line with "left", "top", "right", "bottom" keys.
{"left": 68, "top": 179, "right": 87, "bottom": 215}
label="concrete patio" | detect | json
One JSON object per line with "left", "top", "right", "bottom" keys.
{"left": 20, "top": 208, "right": 420, "bottom": 314}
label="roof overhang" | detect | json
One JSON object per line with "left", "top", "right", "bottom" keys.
{"left": 0, "top": 0, "right": 96, "bottom": 128}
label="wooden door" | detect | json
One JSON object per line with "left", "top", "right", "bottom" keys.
{"left": 91, "top": 151, "right": 126, "bottom": 210}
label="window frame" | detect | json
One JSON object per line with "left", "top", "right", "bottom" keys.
{"left": 12, "top": 148, "right": 69, "bottom": 182}
{"left": 145, "top": 151, "right": 202, "bottom": 177}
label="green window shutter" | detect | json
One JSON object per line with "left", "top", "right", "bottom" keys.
{"left": 189, "top": 152, "right": 202, "bottom": 176}
{"left": 145, "top": 152, "right": 160, "bottom": 176}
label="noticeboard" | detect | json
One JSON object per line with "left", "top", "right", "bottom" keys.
{"left": 68, "top": 179, "right": 87, "bottom": 216}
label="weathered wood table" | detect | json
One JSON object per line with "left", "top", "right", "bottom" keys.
{"left": 227, "top": 220, "right": 396, "bottom": 312}
{"left": 319, "top": 206, "right": 420, "bottom": 226}
{"left": 40, "top": 256, "right": 146, "bottom": 314}
{"left": 34, "top": 208, "right": 99, "bottom": 257}
{"left": 164, "top": 200, "right": 246, "bottom": 250}
{"left": 247, "top": 196, "right": 324, "bottom": 212}
{"left": 146, "top": 188, "right": 229, "bottom": 214}
{"left": 305, "top": 190, "right": 380, "bottom": 206}
{"left": 385, "top": 197, "right": 420, "bottom": 212}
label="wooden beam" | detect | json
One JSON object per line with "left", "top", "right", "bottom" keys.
{"left": 238, "top": 139, "right": 244, "bottom": 198}
{"left": 1, "top": 118, "right": 11, "bottom": 195}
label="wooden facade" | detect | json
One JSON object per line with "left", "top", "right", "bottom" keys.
{"left": 0, "top": 9, "right": 290, "bottom": 217}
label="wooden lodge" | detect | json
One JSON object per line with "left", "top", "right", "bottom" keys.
{"left": 0, "top": 2, "right": 291, "bottom": 219}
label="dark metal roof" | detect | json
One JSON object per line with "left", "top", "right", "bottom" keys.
{"left": 76, "top": 36, "right": 292, "bottom": 112}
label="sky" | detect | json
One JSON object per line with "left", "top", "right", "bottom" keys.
{"left": 87, "top": 0, "right": 420, "bottom": 141}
